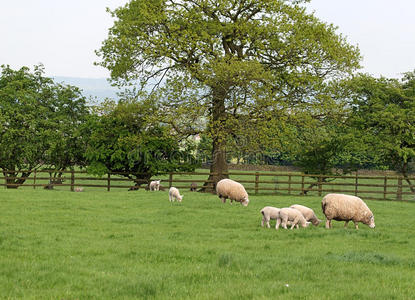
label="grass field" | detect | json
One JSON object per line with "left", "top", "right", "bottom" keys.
{"left": 0, "top": 189, "right": 414, "bottom": 299}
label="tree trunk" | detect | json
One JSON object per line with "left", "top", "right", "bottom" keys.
{"left": 4, "top": 171, "right": 31, "bottom": 189}
{"left": 400, "top": 162, "right": 415, "bottom": 193}
{"left": 200, "top": 88, "right": 229, "bottom": 193}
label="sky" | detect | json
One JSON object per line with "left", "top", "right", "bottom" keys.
{"left": 1, "top": 0, "right": 414, "bottom": 79}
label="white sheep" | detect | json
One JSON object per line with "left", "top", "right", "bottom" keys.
{"left": 290, "top": 204, "right": 321, "bottom": 226}
{"left": 260, "top": 206, "right": 281, "bottom": 228}
{"left": 276, "top": 207, "right": 311, "bottom": 230}
{"left": 321, "top": 193, "right": 375, "bottom": 229}
{"left": 216, "top": 179, "right": 249, "bottom": 207}
{"left": 168, "top": 187, "right": 183, "bottom": 202}
{"left": 149, "top": 180, "right": 161, "bottom": 191}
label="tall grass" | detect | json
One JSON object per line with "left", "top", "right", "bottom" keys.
{"left": 0, "top": 189, "right": 414, "bottom": 299}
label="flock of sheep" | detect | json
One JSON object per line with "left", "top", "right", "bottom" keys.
{"left": 148, "top": 178, "right": 376, "bottom": 230}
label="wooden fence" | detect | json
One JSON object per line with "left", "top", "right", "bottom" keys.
{"left": 1, "top": 169, "right": 414, "bottom": 202}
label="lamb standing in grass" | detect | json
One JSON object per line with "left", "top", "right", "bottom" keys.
{"left": 169, "top": 187, "right": 183, "bottom": 202}
{"left": 149, "top": 180, "right": 161, "bottom": 191}
{"left": 290, "top": 204, "right": 321, "bottom": 226}
{"left": 276, "top": 208, "right": 310, "bottom": 230}
{"left": 321, "top": 193, "right": 375, "bottom": 229}
{"left": 260, "top": 206, "right": 281, "bottom": 228}
{"left": 216, "top": 179, "right": 249, "bottom": 207}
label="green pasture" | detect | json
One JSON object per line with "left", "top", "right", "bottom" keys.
{"left": 0, "top": 189, "right": 414, "bottom": 299}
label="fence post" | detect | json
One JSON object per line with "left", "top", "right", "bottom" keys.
{"left": 107, "top": 173, "right": 111, "bottom": 192}
{"left": 318, "top": 175, "right": 322, "bottom": 196}
{"left": 169, "top": 173, "right": 173, "bottom": 188}
{"left": 255, "top": 172, "right": 259, "bottom": 194}
{"left": 301, "top": 174, "right": 305, "bottom": 195}
{"left": 383, "top": 176, "right": 387, "bottom": 200}
{"left": 397, "top": 177, "right": 402, "bottom": 201}
{"left": 4, "top": 170, "right": 7, "bottom": 189}
{"left": 288, "top": 175, "right": 291, "bottom": 195}
{"left": 355, "top": 171, "right": 358, "bottom": 196}
{"left": 70, "top": 170, "right": 75, "bottom": 192}
{"left": 33, "top": 170, "right": 37, "bottom": 189}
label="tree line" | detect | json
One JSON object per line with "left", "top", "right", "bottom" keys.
{"left": 1, "top": 0, "right": 414, "bottom": 191}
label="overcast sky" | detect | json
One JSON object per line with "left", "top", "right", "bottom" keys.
{"left": 1, "top": 0, "right": 414, "bottom": 79}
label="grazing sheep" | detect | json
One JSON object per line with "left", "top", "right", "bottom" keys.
{"left": 74, "top": 187, "right": 84, "bottom": 192}
{"left": 260, "top": 206, "right": 293, "bottom": 229}
{"left": 276, "top": 208, "right": 310, "bottom": 230}
{"left": 190, "top": 182, "right": 197, "bottom": 192}
{"left": 216, "top": 179, "right": 249, "bottom": 207}
{"left": 169, "top": 187, "right": 183, "bottom": 202}
{"left": 149, "top": 180, "right": 161, "bottom": 191}
{"left": 321, "top": 193, "right": 375, "bottom": 229}
{"left": 290, "top": 204, "right": 321, "bottom": 226}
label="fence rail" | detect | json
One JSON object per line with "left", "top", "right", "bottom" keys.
{"left": 1, "top": 169, "right": 414, "bottom": 202}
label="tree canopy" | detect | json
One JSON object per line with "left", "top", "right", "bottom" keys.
{"left": 0, "top": 65, "right": 88, "bottom": 187}
{"left": 97, "top": 0, "right": 361, "bottom": 186}
{"left": 84, "top": 99, "right": 198, "bottom": 186}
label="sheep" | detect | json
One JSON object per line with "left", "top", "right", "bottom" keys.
{"left": 190, "top": 182, "right": 197, "bottom": 192}
{"left": 216, "top": 179, "right": 249, "bottom": 207}
{"left": 74, "top": 187, "right": 84, "bottom": 192}
{"left": 321, "top": 193, "right": 375, "bottom": 229}
{"left": 260, "top": 206, "right": 294, "bottom": 229}
{"left": 149, "top": 180, "right": 161, "bottom": 191}
{"left": 276, "top": 208, "right": 310, "bottom": 230}
{"left": 169, "top": 187, "right": 183, "bottom": 202}
{"left": 290, "top": 204, "right": 321, "bottom": 226}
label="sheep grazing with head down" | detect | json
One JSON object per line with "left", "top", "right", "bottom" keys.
{"left": 276, "top": 208, "right": 311, "bottom": 230}
{"left": 290, "top": 204, "right": 321, "bottom": 226}
{"left": 149, "top": 180, "right": 161, "bottom": 191}
{"left": 169, "top": 187, "right": 183, "bottom": 202}
{"left": 321, "top": 193, "right": 375, "bottom": 229}
{"left": 216, "top": 179, "right": 249, "bottom": 207}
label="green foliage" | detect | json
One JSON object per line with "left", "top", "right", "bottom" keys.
{"left": 96, "top": 0, "right": 361, "bottom": 172}
{"left": 0, "top": 65, "right": 88, "bottom": 183}
{"left": 346, "top": 72, "right": 415, "bottom": 177}
{"left": 84, "top": 99, "right": 198, "bottom": 183}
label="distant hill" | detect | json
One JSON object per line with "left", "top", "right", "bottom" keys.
{"left": 53, "top": 76, "right": 120, "bottom": 101}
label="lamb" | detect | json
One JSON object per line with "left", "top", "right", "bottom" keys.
{"left": 321, "top": 193, "right": 375, "bottom": 229}
{"left": 149, "top": 180, "right": 161, "bottom": 191}
{"left": 260, "top": 206, "right": 281, "bottom": 228}
{"left": 168, "top": 187, "right": 183, "bottom": 202}
{"left": 216, "top": 179, "right": 249, "bottom": 207}
{"left": 276, "top": 207, "right": 311, "bottom": 230}
{"left": 190, "top": 182, "right": 197, "bottom": 192}
{"left": 290, "top": 204, "right": 321, "bottom": 226}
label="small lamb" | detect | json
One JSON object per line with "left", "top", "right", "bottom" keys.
{"left": 169, "top": 187, "right": 183, "bottom": 202}
{"left": 276, "top": 207, "right": 311, "bottom": 230}
{"left": 149, "top": 180, "right": 161, "bottom": 191}
{"left": 290, "top": 204, "right": 321, "bottom": 226}
{"left": 190, "top": 182, "right": 197, "bottom": 192}
{"left": 260, "top": 206, "right": 281, "bottom": 228}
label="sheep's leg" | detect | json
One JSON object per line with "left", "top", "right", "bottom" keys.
{"left": 282, "top": 216, "right": 288, "bottom": 229}
{"left": 221, "top": 197, "right": 226, "bottom": 203}
{"left": 354, "top": 221, "right": 359, "bottom": 230}
{"left": 290, "top": 217, "right": 299, "bottom": 230}
{"left": 325, "top": 219, "right": 331, "bottom": 229}
{"left": 344, "top": 221, "right": 349, "bottom": 228}
{"left": 229, "top": 199, "right": 233, "bottom": 205}
{"left": 276, "top": 218, "right": 281, "bottom": 230}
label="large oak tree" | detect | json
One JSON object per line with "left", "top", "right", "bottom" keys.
{"left": 97, "top": 0, "right": 361, "bottom": 188}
